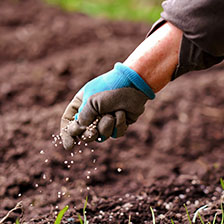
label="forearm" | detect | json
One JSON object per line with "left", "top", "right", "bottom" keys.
{"left": 124, "top": 22, "right": 183, "bottom": 93}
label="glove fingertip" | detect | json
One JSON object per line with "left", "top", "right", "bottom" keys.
{"left": 81, "top": 128, "right": 98, "bottom": 143}
{"left": 61, "top": 134, "right": 75, "bottom": 150}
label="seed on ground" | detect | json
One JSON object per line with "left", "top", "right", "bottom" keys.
{"left": 117, "top": 168, "right": 122, "bottom": 172}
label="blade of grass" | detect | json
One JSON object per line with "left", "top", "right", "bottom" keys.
{"left": 221, "top": 202, "right": 224, "bottom": 224}
{"left": 128, "top": 214, "right": 131, "bottom": 224}
{"left": 212, "top": 213, "right": 217, "bottom": 224}
{"left": 221, "top": 178, "right": 224, "bottom": 191}
{"left": 192, "top": 205, "right": 208, "bottom": 223}
{"left": 197, "top": 213, "right": 205, "bottom": 224}
{"left": 83, "top": 196, "right": 88, "bottom": 224}
{"left": 171, "top": 219, "right": 175, "bottom": 224}
{"left": 184, "top": 204, "right": 192, "bottom": 224}
{"left": 16, "top": 219, "right": 20, "bottom": 224}
{"left": 78, "top": 213, "right": 83, "bottom": 224}
{"left": 150, "top": 206, "right": 156, "bottom": 224}
{"left": 54, "top": 205, "right": 69, "bottom": 224}
{"left": 78, "top": 196, "right": 88, "bottom": 224}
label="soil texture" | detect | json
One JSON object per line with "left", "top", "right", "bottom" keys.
{"left": 0, "top": 0, "right": 224, "bottom": 223}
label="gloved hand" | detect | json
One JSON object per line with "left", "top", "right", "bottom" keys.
{"left": 60, "top": 62, "right": 155, "bottom": 150}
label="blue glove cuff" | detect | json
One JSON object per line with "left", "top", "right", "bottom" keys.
{"left": 114, "top": 62, "right": 155, "bottom": 99}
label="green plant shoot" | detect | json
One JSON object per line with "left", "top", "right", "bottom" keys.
{"left": 78, "top": 196, "right": 88, "bottom": 224}
{"left": 128, "top": 214, "right": 131, "bottom": 224}
{"left": 54, "top": 205, "right": 69, "bottom": 224}
{"left": 212, "top": 213, "right": 217, "bottom": 224}
{"left": 197, "top": 213, "right": 205, "bottom": 224}
{"left": 150, "top": 206, "right": 156, "bottom": 224}
{"left": 184, "top": 204, "right": 192, "bottom": 224}
{"left": 220, "top": 178, "right": 224, "bottom": 191}
{"left": 221, "top": 202, "right": 224, "bottom": 224}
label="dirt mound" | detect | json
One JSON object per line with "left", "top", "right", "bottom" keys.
{"left": 0, "top": 0, "right": 224, "bottom": 223}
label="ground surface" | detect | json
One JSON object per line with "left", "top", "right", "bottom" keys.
{"left": 0, "top": 1, "right": 224, "bottom": 223}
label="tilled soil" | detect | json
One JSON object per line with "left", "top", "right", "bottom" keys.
{"left": 0, "top": 0, "right": 224, "bottom": 223}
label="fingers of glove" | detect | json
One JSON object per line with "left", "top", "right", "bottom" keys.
{"left": 60, "top": 91, "right": 83, "bottom": 150}
{"left": 60, "top": 117, "right": 76, "bottom": 150}
{"left": 78, "top": 88, "right": 147, "bottom": 137}
{"left": 80, "top": 128, "right": 98, "bottom": 143}
{"left": 97, "top": 114, "right": 115, "bottom": 142}
{"left": 61, "top": 91, "right": 83, "bottom": 126}
{"left": 67, "top": 120, "right": 86, "bottom": 137}
{"left": 61, "top": 130, "right": 76, "bottom": 150}
{"left": 78, "top": 104, "right": 98, "bottom": 127}
{"left": 112, "top": 110, "right": 128, "bottom": 138}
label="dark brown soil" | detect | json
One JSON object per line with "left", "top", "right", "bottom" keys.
{"left": 0, "top": 0, "right": 224, "bottom": 223}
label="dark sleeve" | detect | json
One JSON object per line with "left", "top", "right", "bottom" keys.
{"left": 147, "top": 0, "right": 224, "bottom": 80}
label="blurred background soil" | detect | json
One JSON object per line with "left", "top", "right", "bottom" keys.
{"left": 0, "top": 0, "right": 224, "bottom": 223}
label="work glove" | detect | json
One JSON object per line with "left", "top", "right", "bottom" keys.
{"left": 60, "top": 62, "right": 155, "bottom": 150}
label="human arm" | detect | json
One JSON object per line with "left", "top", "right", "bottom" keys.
{"left": 60, "top": 22, "right": 182, "bottom": 149}
{"left": 60, "top": 0, "right": 224, "bottom": 150}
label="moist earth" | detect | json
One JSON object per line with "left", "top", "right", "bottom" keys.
{"left": 0, "top": 0, "right": 224, "bottom": 223}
